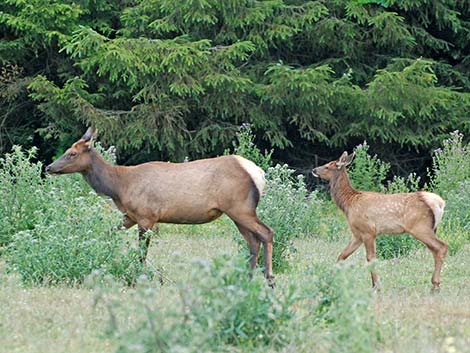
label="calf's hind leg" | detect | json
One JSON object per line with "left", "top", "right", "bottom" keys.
{"left": 409, "top": 224, "right": 448, "bottom": 290}
{"left": 363, "top": 235, "right": 379, "bottom": 289}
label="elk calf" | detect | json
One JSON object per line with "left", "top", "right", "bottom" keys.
{"left": 313, "top": 152, "right": 447, "bottom": 290}
{"left": 46, "top": 128, "right": 274, "bottom": 280}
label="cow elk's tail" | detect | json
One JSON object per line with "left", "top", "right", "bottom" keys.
{"left": 234, "top": 156, "right": 266, "bottom": 195}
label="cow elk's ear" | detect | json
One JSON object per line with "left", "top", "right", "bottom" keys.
{"left": 82, "top": 128, "right": 98, "bottom": 149}
{"left": 82, "top": 127, "right": 94, "bottom": 142}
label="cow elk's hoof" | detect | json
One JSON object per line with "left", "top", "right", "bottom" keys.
{"left": 267, "top": 276, "right": 276, "bottom": 289}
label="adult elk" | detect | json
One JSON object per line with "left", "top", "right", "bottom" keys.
{"left": 46, "top": 128, "right": 274, "bottom": 280}
{"left": 312, "top": 152, "right": 447, "bottom": 290}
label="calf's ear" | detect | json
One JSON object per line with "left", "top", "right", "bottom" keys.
{"left": 337, "top": 151, "right": 355, "bottom": 169}
{"left": 343, "top": 152, "right": 355, "bottom": 167}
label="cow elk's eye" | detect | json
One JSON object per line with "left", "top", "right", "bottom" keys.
{"left": 69, "top": 152, "right": 77, "bottom": 157}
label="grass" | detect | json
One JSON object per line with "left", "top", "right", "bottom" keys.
{"left": 1, "top": 220, "right": 469, "bottom": 353}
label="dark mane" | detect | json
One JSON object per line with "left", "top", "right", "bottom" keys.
{"left": 82, "top": 149, "right": 119, "bottom": 200}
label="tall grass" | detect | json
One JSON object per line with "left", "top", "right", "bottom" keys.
{"left": 105, "top": 254, "right": 298, "bottom": 352}
{"left": 104, "top": 254, "right": 378, "bottom": 353}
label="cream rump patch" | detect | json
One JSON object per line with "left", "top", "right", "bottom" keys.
{"left": 233, "top": 155, "right": 266, "bottom": 195}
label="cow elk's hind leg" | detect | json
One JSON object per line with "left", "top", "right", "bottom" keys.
{"left": 409, "top": 225, "right": 448, "bottom": 291}
{"left": 246, "top": 218, "right": 274, "bottom": 282}
{"left": 235, "top": 222, "right": 261, "bottom": 270}
{"left": 227, "top": 210, "right": 274, "bottom": 283}
{"left": 337, "top": 237, "right": 363, "bottom": 262}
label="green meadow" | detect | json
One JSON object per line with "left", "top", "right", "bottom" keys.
{"left": 1, "top": 129, "right": 468, "bottom": 353}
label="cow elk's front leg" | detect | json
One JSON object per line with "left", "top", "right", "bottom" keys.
{"left": 137, "top": 220, "right": 157, "bottom": 265}
{"left": 121, "top": 215, "right": 136, "bottom": 230}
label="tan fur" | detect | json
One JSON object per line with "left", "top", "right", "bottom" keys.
{"left": 46, "top": 128, "right": 274, "bottom": 280}
{"left": 313, "top": 152, "right": 448, "bottom": 290}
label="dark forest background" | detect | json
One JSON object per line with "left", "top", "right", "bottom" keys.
{"left": 1, "top": 0, "right": 469, "bottom": 180}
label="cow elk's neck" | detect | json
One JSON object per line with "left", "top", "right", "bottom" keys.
{"left": 81, "top": 150, "right": 120, "bottom": 200}
{"left": 329, "top": 169, "right": 360, "bottom": 213}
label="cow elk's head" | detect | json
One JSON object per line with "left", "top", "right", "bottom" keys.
{"left": 45, "top": 128, "right": 96, "bottom": 175}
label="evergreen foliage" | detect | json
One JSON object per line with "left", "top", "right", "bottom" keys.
{"left": 0, "top": 0, "right": 469, "bottom": 168}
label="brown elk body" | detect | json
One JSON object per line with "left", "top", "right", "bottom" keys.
{"left": 313, "top": 152, "right": 447, "bottom": 290}
{"left": 45, "top": 128, "right": 274, "bottom": 280}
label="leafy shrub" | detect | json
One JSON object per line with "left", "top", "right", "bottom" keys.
{"left": 438, "top": 220, "right": 469, "bottom": 257}
{"left": 443, "top": 180, "right": 470, "bottom": 231}
{"left": 429, "top": 132, "right": 470, "bottom": 255}
{"left": 104, "top": 257, "right": 382, "bottom": 353}
{"left": 187, "top": 254, "right": 297, "bottom": 347}
{"left": 299, "top": 263, "right": 379, "bottom": 353}
{"left": 0, "top": 143, "right": 116, "bottom": 247}
{"left": 349, "top": 141, "right": 390, "bottom": 192}
{"left": 386, "top": 172, "right": 421, "bottom": 193}
{"left": 227, "top": 123, "right": 273, "bottom": 171}
{"left": 0, "top": 146, "right": 50, "bottom": 246}
{"left": 430, "top": 130, "right": 470, "bottom": 196}
{"left": 6, "top": 189, "right": 144, "bottom": 285}
{"left": 256, "top": 164, "right": 324, "bottom": 271}
{"left": 309, "top": 200, "right": 350, "bottom": 242}
{"left": 1, "top": 146, "right": 145, "bottom": 285}
{"left": 376, "top": 234, "right": 421, "bottom": 260}
{"left": 437, "top": 180, "right": 470, "bottom": 255}
{"left": 107, "top": 253, "right": 297, "bottom": 352}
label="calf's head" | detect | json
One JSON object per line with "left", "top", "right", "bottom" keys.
{"left": 312, "top": 151, "right": 355, "bottom": 181}
{"left": 45, "top": 128, "right": 96, "bottom": 175}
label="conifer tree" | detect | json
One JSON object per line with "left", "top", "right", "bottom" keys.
{"left": 1, "top": 0, "right": 468, "bottom": 168}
